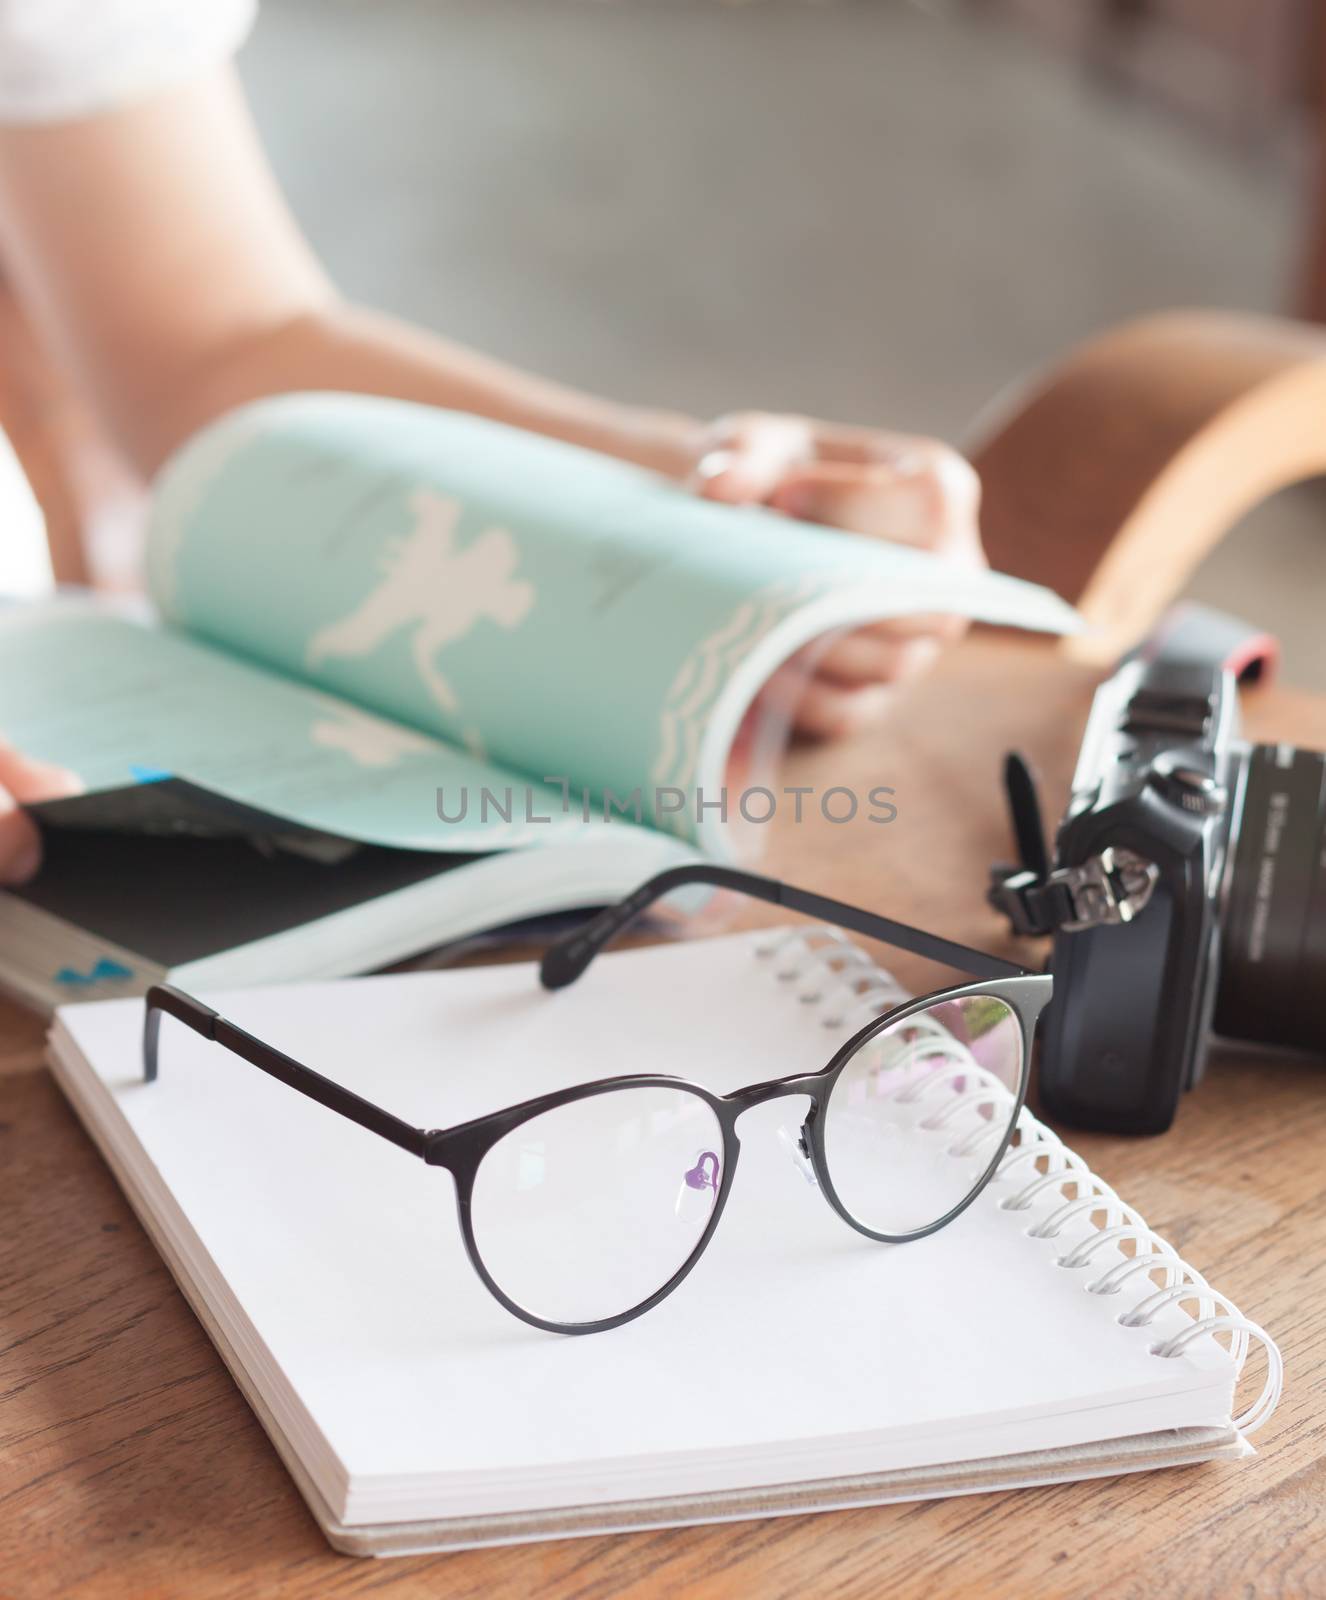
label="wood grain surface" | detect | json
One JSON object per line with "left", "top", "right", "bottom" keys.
{"left": 3, "top": 632, "right": 1323, "bottom": 1600}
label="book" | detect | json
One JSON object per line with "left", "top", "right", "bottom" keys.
{"left": 46, "top": 928, "right": 1281, "bottom": 1557}
{"left": 0, "top": 396, "right": 1076, "bottom": 1010}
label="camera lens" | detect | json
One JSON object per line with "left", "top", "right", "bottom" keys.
{"left": 1217, "top": 743, "right": 1326, "bottom": 1052}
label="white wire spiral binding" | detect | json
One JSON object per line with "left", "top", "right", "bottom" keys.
{"left": 754, "top": 926, "right": 1284, "bottom": 1437}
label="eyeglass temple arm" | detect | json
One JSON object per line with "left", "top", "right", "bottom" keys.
{"left": 539, "top": 863, "right": 1028, "bottom": 991}
{"left": 142, "top": 984, "right": 431, "bottom": 1159}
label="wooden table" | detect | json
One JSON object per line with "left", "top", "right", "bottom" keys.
{"left": 3, "top": 631, "right": 1324, "bottom": 1600}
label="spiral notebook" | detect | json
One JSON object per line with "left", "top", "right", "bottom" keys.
{"left": 46, "top": 929, "right": 1281, "bottom": 1557}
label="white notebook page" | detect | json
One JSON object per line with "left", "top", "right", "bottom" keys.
{"left": 54, "top": 932, "right": 1236, "bottom": 1525}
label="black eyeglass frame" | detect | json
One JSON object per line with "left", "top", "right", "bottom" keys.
{"left": 143, "top": 862, "right": 1052, "bottom": 1335}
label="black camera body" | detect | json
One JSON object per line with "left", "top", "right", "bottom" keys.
{"left": 1040, "top": 658, "right": 1235, "bottom": 1134}
{"left": 993, "top": 648, "right": 1326, "bottom": 1135}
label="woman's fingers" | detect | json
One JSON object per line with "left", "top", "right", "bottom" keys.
{"left": 690, "top": 413, "right": 816, "bottom": 504}
{"left": 787, "top": 676, "right": 895, "bottom": 741}
{"left": 773, "top": 446, "right": 984, "bottom": 688}
{"left": 752, "top": 658, "right": 895, "bottom": 742}
{"left": 0, "top": 790, "right": 41, "bottom": 885}
{"left": 770, "top": 448, "right": 984, "bottom": 558}
{"left": 0, "top": 742, "right": 83, "bottom": 885}
{"left": 0, "top": 741, "right": 84, "bottom": 802}
{"left": 811, "top": 628, "right": 947, "bottom": 687}
{"left": 693, "top": 418, "right": 985, "bottom": 580}
{"left": 691, "top": 415, "right": 988, "bottom": 731}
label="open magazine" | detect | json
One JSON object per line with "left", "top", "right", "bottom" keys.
{"left": 0, "top": 394, "right": 1077, "bottom": 1006}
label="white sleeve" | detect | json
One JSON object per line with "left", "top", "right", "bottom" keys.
{"left": 0, "top": 0, "right": 256, "bottom": 124}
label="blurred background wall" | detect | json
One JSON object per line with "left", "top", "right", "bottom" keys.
{"left": 242, "top": 0, "right": 1301, "bottom": 437}
{"left": 15, "top": 0, "right": 1326, "bottom": 678}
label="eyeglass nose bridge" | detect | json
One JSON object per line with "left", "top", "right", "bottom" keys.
{"left": 728, "top": 1073, "right": 827, "bottom": 1192}
{"left": 727, "top": 1070, "right": 827, "bottom": 1114}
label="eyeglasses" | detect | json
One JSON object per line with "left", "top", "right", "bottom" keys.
{"left": 144, "top": 862, "right": 1051, "bottom": 1335}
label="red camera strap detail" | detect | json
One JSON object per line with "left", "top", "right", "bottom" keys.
{"left": 1126, "top": 601, "right": 1280, "bottom": 686}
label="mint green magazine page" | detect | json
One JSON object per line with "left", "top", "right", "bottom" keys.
{"left": 0, "top": 603, "right": 575, "bottom": 853}
{"left": 139, "top": 393, "right": 1076, "bottom": 851}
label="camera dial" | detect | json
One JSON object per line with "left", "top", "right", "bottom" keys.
{"left": 1146, "top": 752, "right": 1228, "bottom": 817}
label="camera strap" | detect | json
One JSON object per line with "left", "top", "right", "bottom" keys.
{"left": 987, "top": 753, "right": 1160, "bottom": 936}
{"left": 1118, "top": 600, "right": 1279, "bottom": 685}
{"left": 986, "top": 603, "right": 1271, "bottom": 939}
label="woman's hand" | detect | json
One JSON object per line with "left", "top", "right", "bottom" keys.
{"left": 0, "top": 69, "right": 979, "bottom": 743}
{"left": 690, "top": 412, "right": 986, "bottom": 738}
{"left": 0, "top": 742, "right": 82, "bottom": 884}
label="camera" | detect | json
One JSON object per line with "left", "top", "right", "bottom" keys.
{"left": 990, "top": 640, "right": 1326, "bottom": 1135}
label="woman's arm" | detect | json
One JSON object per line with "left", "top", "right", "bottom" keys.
{"left": 0, "top": 67, "right": 700, "bottom": 478}
{"left": 0, "top": 62, "right": 984, "bottom": 752}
